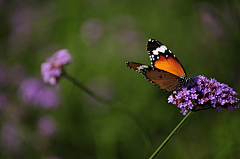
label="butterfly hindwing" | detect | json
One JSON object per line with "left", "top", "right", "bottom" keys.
{"left": 143, "top": 69, "right": 181, "bottom": 92}
{"left": 126, "top": 62, "right": 181, "bottom": 92}
{"left": 147, "top": 39, "right": 187, "bottom": 77}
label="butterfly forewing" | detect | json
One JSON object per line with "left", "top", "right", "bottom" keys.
{"left": 126, "top": 62, "right": 151, "bottom": 73}
{"left": 147, "top": 39, "right": 186, "bottom": 77}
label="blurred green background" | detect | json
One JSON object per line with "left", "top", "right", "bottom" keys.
{"left": 1, "top": 0, "right": 240, "bottom": 158}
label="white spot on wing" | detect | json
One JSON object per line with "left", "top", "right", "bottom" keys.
{"left": 152, "top": 49, "right": 159, "bottom": 55}
{"left": 137, "top": 65, "right": 149, "bottom": 70}
{"left": 154, "top": 45, "right": 167, "bottom": 55}
{"left": 159, "top": 46, "right": 166, "bottom": 53}
{"left": 153, "top": 46, "right": 166, "bottom": 55}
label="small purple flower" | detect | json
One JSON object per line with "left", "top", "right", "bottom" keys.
{"left": 41, "top": 49, "right": 72, "bottom": 85}
{"left": 190, "top": 87, "right": 196, "bottom": 94}
{"left": 180, "top": 108, "right": 188, "bottom": 115}
{"left": 168, "top": 75, "right": 239, "bottom": 115}
{"left": 215, "top": 88, "right": 222, "bottom": 95}
{"left": 209, "top": 94, "right": 215, "bottom": 100}
{"left": 191, "top": 93, "right": 198, "bottom": 99}
{"left": 183, "top": 96, "right": 189, "bottom": 101}
{"left": 198, "top": 99, "right": 204, "bottom": 105}
{"left": 168, "top": 95, "right": 174, "bottom": 103}
{"left": 235, "top": 104, "right": 240, "bottom": 109}
{"left": 217, "top": 107, "right": 222, "bottom": 112}
{"left": 228, "top": 106, "right": 234, "bottom": 112}
{"left": 203, "top": 88, "right": 210, "bottom": 95}
{"left": 186, "top": 100, "right": 193, "bottom": 109}
{"left": 175, "top": 91, "right": 183, "bottom": 99}
{"left": 182, "top": 87, "right": 190, "bottom": 95}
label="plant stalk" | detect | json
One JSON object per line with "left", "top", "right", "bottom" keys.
{"left": 149, "top": 110, "right": 193, "bottom": 159}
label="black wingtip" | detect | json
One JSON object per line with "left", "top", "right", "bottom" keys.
{"left": 125, "top": 62, "right": 131, "bottom": 68}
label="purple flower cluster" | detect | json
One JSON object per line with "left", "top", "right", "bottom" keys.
{"left": 41, "top": 49, "right": 72, "bottom": 85}
{"left": 168, "top": 75, "right": 239, "bottom": 115}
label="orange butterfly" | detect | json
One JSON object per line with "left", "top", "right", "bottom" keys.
{"left": 126, "top": 39, "right": 189, "bottom": 92}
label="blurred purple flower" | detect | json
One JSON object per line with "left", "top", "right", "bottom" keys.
{"left": 19, "top": 78, "right": 60, "bottom": 109}
{"left": 8, "top": 64, "right": 26, "bottom": 86}
{"left": 0, "top": 63, "right": 26, "bottom": 87}
{"left": 41, "top": 49, "right": 72, "bottom": 85}
{"left": 0, "top": 62, "right": 8, "bottom": 86}
{"left": 37, "top": 116, "right": 56, "bottom": 137}
{"left": 168, "top": 75, "right": 239, "bottom": 115}
{"left": 1, "top": 122, "right": 21, "bottom": 150}
{"left": 0, "top": 93, "right": 8, "bottom": 110}
{"left": 197, "top": 2, "right": 225, "bottom": 38}
{"left": 10, "top": 7, "right": 37, "bottom": 36}
{"left": 80, "top": 18, "right": 103, "bottom": 43}
{"left": 110, "top": 15, "right": 144, "bottom": 59}
{"left": 8, "top": 7, "right": 39, "bottom": 54}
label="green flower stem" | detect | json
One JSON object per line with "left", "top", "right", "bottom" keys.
{"left": 149, "top": 110, "right": 193, "bottom": 159}
{"left": 62, "top": 71, "right": 110, "bottom": 105}
{"left": 62, "top": 71, "right": 153, "bottom": 152}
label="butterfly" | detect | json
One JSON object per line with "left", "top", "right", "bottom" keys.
{"left": 126, "top": 39, "right": 189, "bottom": 92}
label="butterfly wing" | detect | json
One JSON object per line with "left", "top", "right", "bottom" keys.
{"left": 147, "top": 39, "right": 187, "bottom": 77}
{"left": 126, "top": 62, "right": 181, "bottom": 92}
{"left": 126, "top": 39, "right": 189, "bottom": 92}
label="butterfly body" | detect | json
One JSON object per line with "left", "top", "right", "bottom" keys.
{"left": 126, "top": 39, "right": 189, "bottom": 92}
